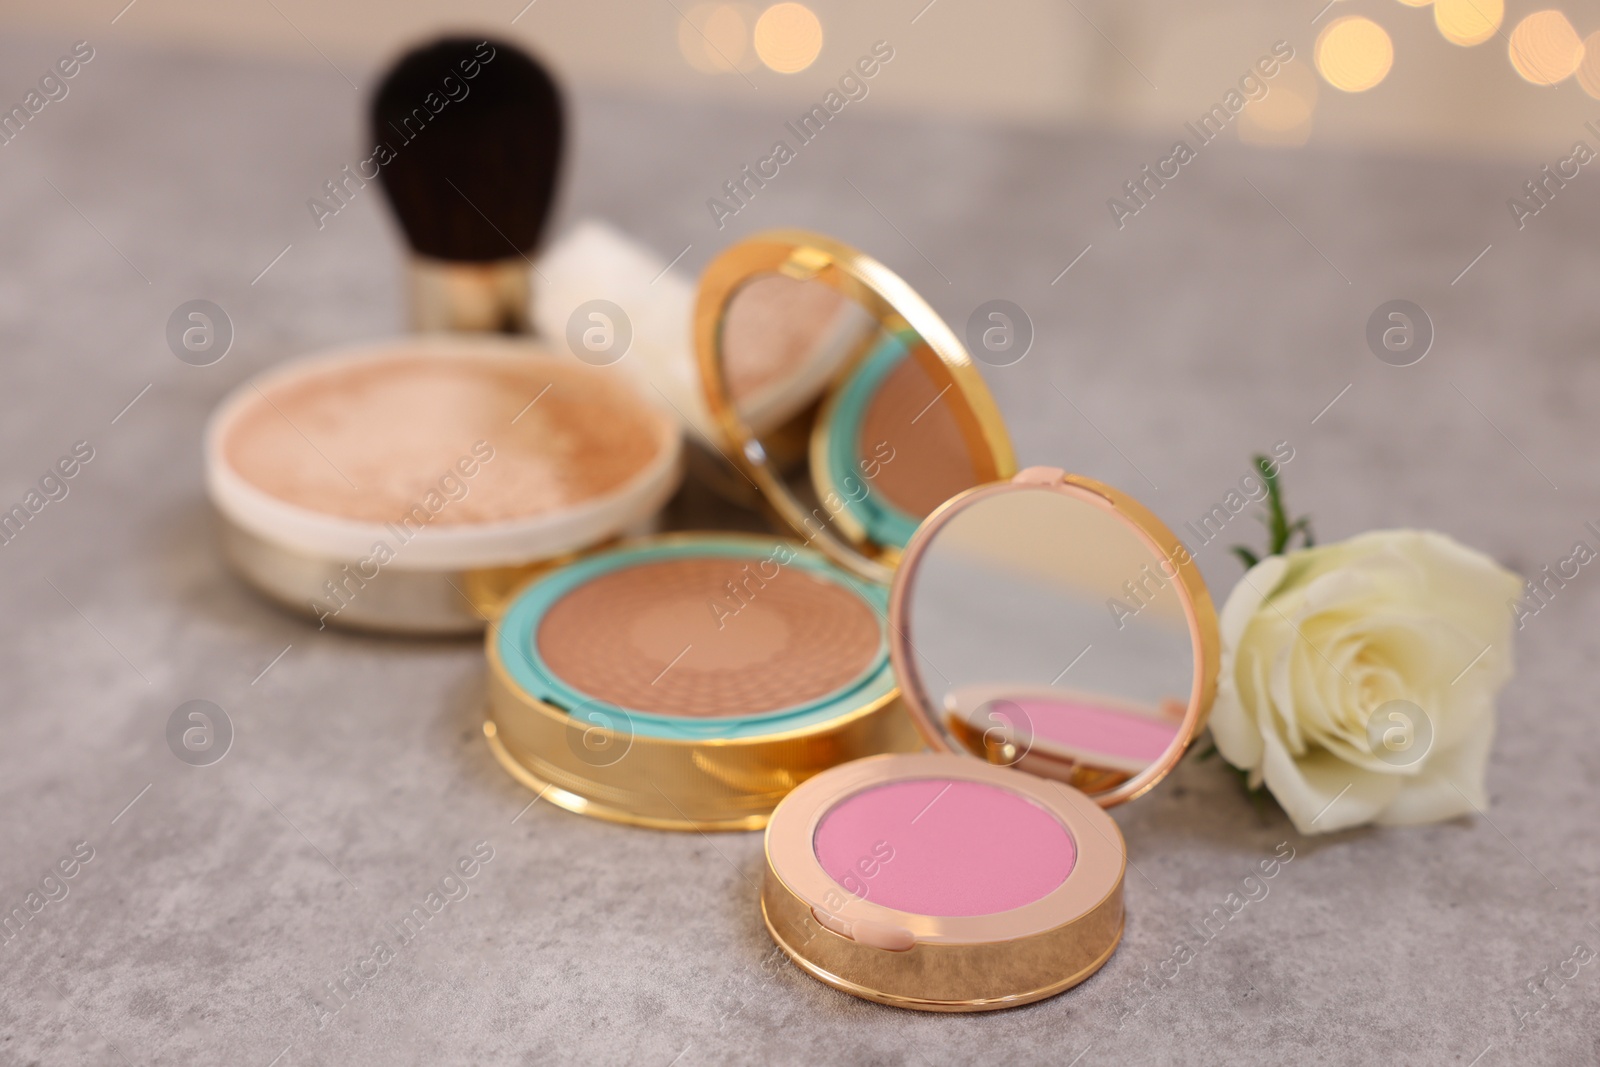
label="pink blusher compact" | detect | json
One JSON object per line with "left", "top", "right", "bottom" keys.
{"left": 763, "top": 752, "right": 1126, "bottom": 1010}
{"left": 760, "top": 468, "right": 1221, "bottom": 1011}
{"left": 813, "top": 777, "right": 1077, "bottom": 916}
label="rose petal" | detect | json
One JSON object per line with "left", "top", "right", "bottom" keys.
{"left": 1219, "top": 555, "right": 1289, "bottom": 645}
{"left": 1260, "top": 725, "right": 1401, "bottom": 835}
{"left": 1376, "top": 719, "right": 1495, "bottom": 826}
{"left": 1209, "top": 556, "right": 1289, "bottom": 774}
{"left": 1209, "top": 681, "right": 1262, "bottom": 772}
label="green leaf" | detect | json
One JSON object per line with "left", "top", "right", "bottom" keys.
{"left": 1231, "top": 451, "right": 1314, "bottom": 569}
{"left": 1258, "top": 456, "right": 1291, "bottom": 556}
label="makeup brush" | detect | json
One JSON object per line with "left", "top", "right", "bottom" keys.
{"left": 370, "top": 36, "right": 564, "bottom": 334}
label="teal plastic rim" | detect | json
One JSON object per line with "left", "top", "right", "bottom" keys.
{"left": 824, "top": 331, "right": 923, "bottom": 549}
{"left": 496, "top": 536, "right": 895, "bottom": 741}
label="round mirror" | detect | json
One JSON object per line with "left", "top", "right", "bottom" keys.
{"left": 696, "top": 231, "right": 1015, "bottom": 583}
{"left": 718, "top": 271, "right": 874, "bottom": 442}
{"left": 888, "top": 469, "right": 1220, "bottom": 806}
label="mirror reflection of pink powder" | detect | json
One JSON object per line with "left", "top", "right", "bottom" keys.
{"left": 1008, "top": 696, "right": 1180, "bottom": 765}
{"left": 949, "top": 687, "right": 1183, "bottom": 772}
{"left": 812, "top": 779, "right": 1076, "bottom": 917}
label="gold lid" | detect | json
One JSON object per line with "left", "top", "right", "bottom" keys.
{"left": 695, "top": 230, "right": 1017, "bottom": 584}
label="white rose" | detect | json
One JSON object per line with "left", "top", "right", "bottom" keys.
{"left": 1209, "top": 529, "right": 1521, "bottom": 834}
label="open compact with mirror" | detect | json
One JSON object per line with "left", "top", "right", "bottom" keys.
{"left": 483, "top": 231, "right": 1017, "bottom": 830}
{"left": 759, "top": 468, "right": 1220, "bottom": 1011}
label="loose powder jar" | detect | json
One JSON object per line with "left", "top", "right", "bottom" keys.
{"left": 760, "top": 468, "right": 1222, "bottom": 1011}
{"left": 483, "top": 231, "right": 1018, "bottom": 829}
{"left": 205, "top": 335, "right": 681, "bottom": 633}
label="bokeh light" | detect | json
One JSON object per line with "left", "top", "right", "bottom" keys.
{"left": 1316, "top": 16, "right": 1395, "bottom": 92}
{"left": 1238, "top": 59, "right": 1319, "bottom": 147}
{"left": 677, "top": 3, "right": 755, "bottom": 74}
{"left": 1508, "top": 10, "right": 1584, "bottom": 85}
{"left": 1396, "top": 0, "right": 1432, "bottom": 7}
{"left": 753, "top": 3, "right": 824, "bottom": 74}
{"left": 1577, "top": 30, "right": 1600, "bottom": 97}
{"left": 1434, "top": 0, "right": 1503, "bottom": 46}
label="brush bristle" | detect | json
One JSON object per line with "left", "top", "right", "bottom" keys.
{"left": 371, "top": 37, "right": 564, "bottom": 262}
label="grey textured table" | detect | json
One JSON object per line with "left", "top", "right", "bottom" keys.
{"left": 2, "top": 34, "right": 1597, "bottom": 1067}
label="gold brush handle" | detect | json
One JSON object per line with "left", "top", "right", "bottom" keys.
{"left": 408, "top": 256, "right": 532, "bottom": 334}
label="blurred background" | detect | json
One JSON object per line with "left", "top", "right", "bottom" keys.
{"left": 2, "top": 0, "right": 1588, "bottom": 563}
{"left": 14, "top": 0, "right": 1600, "bottom": 152}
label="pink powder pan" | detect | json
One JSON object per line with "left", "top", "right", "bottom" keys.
{"left": 813, "top": 776, "right": 1077, "bottom": 917}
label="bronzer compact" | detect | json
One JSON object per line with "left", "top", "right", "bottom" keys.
{"left": 482, "top": 231, "right": 1017, "bottom": 829}
{"left": 757, "top": 470, "right": 1221, "bottom": 1010}
{"left": 205, "top": 335, "right": 681, "bottom": 633}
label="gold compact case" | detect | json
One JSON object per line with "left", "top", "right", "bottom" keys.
{"left": 760, "top": 467, "right": 1221, "bottom": 1011}
{"left": 204, "top": 334, "right": 682, "bottom": 634}
{"left": 482, "top": 230, "right": 1017, "bottom": 830}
